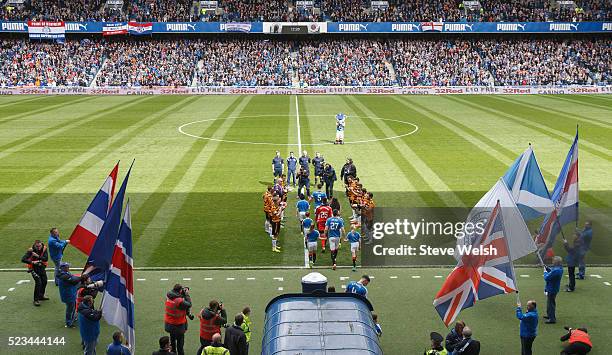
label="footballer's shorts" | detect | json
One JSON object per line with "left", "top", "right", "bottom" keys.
{"left": 350, "top": 242, "right": 360, "bottom": 253}
{"left": 317, "top": 225, "right": 327, "bottom": 238}
{"left": 329, "top": 237, "right": 340, "bottom": 251}
{"left": 307, "top": 241, "right": 318, "bottom": 252}
{"left": 298, "top": 211, "right": 307, "bottom": 221}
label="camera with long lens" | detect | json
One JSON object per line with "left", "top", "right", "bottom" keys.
{"left": 179, "top": 286, "right": 195, "bottom": 320}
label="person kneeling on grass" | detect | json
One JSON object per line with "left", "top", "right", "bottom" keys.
{"left": 560, "top": 327, "right": 592, "bottom": 355}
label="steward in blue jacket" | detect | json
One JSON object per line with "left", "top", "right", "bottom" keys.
{"left": 543, "top": 257, "right": 564, "bottom": 324}
{"left": 47, "top": 227, "right": 69, "bottom": 285}
{"left": 58, "top": 262, "right": 82, "bottom": 327}
{"left": 516, "top": 300, "right": 538, "bottom": 355}
{"left": 79, "top": 295, "right": 102, "bottom": 355}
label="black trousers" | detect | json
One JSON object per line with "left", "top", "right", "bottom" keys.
{"left": 30, "top": 269, "right": 48, "bottom": 301}
{"left": 521, "top": 336, "right": 535, "bottom": 355}
{"left": 197, "top": 338, "right": 213, "bottom": 355}
{"left": 568, "top": 266, "right": 576, "bottom": 291}
{"left": 546, "top": 292, "right": 557, "bottom": 322}
{"left": 561, "top": 342, "right": 591, "bottom": 354}
{"left": 325, "top": 180, "right": 334, "bottom": 197}
{"left": 169, "top": 330, "right": 184, "bottom": 355}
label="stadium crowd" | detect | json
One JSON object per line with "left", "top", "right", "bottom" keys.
{"left": 0, "top": 0, "right": 610, "bottom": 22}
{"left": 0, "top": 38, "right": 609, "bottom": 87}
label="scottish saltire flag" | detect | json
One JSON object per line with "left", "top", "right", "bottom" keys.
{"left": 83, "top": 163, "right": 132, "bottom": 280}
{"left": 69, "top": 163, "right": 118, "bottom": 255}
{"left": 457, "top": 179, "right": 537, "bottom": 262}
{"left": 102, "top": 200, "right": 135, "bottom": 352}
{"left": 434, "top": 201, "right": 517, "bottom": 326}
{"left": 538, "top": 131, "right": 579, "bottom": 246}
{"left": 502, "top": 146, "right": 554, "bottom": 221}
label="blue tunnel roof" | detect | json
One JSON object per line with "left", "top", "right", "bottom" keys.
{"left": 262, "top": 293, "right": 383, "bottom": 355}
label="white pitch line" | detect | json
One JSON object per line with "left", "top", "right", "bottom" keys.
{"left": 411, "top": 276, "right": 421, "bottom": 279}
{"left": 390, "top": 276, "right": 398, "bottom": 279}
{"left": 247, "top": 277, "right": 256, "bottom": 281}
{"left": 160, "top": 278, "right": 169, "bottom": 281}
{"left": 590, "top": 274, "right": 602, "bottom": 279}
{"left": 341, "top": 285, "right": 346, "bottom": 289}
{"left": 278, "top": 287, "right": 284, "bottom": 291}
{"left": 604, "top": 282, "right": 611, "bottom": 286}
{"left": 182, "top": 278, "right": 191, "bottom": 281}
{"left": 204, "top": 278, "right": 213, "bottom": 281}
{"left": 16, "top": 280, "right": 30, "bottom": 285}
{"left": 226, "top": 277, "right": 235, "bottom": 281}
{"left": 340, "top": 277, "right": 349, "bottom": 281}
{"left": 434, "top": 276, "right": 443, "bottom": 279}
{"left": 295, "top": 96, "right": 309, "bottom": 269}
{"left": 136, "top": 278, "right": 146, "bottom": 281}
{"left": 8, "top": 288, "right": 15, "bottom": 292}
{"left": 0, "top": 296, "right": 6, "bottom": 300}
{"left": 273, "top": 277, "right": 284, "bottom": 282}
{"left": 520, "top": 275, "right": 530, "bottom": 278}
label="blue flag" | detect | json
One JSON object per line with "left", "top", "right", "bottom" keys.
{"left": 502, "top": 146, "right": 553, "bottom": 221}
{"left": 84, "top": 162, "right": 132, "bottom": 280}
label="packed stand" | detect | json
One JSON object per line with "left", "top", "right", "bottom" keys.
{"left": 127, "top": 0, "right": 197, "bottom": 22}
{"left": 97, "top": 39, "right": 199, "bottom": 87}
{"left": 0, "top": 39, "right": 104, "bottom": 87}
{"left": 195, "top": 40, "right": 292, "bottom": 86}
{"left": 389, "top": 39, "right": 492, "bottom": 86}
{"left": 0, "top": 0, "right": 108, "bottom": 21}
{"left": 478, "top": 39, "right": 612, "bottom": 86}
{"left": 295, "top": 39, "right": 393, "bottom": 86}
{"left": 214, "top": 0, "right": 290, "bottom": 22}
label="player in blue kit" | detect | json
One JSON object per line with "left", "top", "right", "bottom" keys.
{"left": 345, "top": 225, "right": 361, "bottom": 272}
{"left": 296, "top": 194, "right": 310, "bottom": 227}
{"left": 335, "top": 113, "right": 346, "bottom": 145}
{"left": 302, "top": 212, "right": 313, "bottom": 239}
{"left": 305, "top": 225, "right": 320, "bottom": 268}
{"left": 346, "top": 275, "right": 370, "bottom": 298}
{"left": 325, "top": 209, "right": 345, "bottom": 270}
{"left": 311, "top": 184, "right": 327, "bottom": 209}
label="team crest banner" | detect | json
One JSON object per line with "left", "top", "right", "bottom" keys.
{"left": 27, "top": 21, "right": 65, "bottom": 39}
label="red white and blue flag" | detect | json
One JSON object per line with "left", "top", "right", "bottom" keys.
{"left": 421, "top": 22, "right": 444, "bottom": 32}
{"left": 83, "top": 163, "right": 132, "bottom": 280}
{"left": 434, "top": 201, "right": 517, "bottom": 326}
{"left": 69, "top": 163, "right": 118, "bottom": 255}
{"left": 128, "top": 22, "right": 153, "bottom": 35}
{"left": 102, "top": 200, "right": 135, "bottom": 352}
{"left": 538, "top": 130, "right": 579, "bottom": 247}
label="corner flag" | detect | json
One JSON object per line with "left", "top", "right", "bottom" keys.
{"left": 102, "top": 200, "right": 135, "bottom": 352}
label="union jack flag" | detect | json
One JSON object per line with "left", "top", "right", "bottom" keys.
{"left": 433, "top": 201, "right": 517, "bottom": 326}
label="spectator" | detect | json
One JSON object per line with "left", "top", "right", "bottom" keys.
{"left": 516, "top": 300, "right": 538, "bottom": 355}
{"left": 21, "top": 239, "right": 49, "bottom": 306}
{"left": 445, "top": 321, "right": 465, "bottom": 355}
{"left": 106, "top": 331, "right": 132, "bottom": 355}
{"left": 78, "top": 295, "right": 103, "bottom": 355}
{"left": 560, "top": 327, "right": 592, "bottom": 355}
{"left": 373, "top": 313, "right": 382, "bottom": 337}
{"left": 544, "top": 256, "right": 564, "bottom": 324}
{"left": 224, "top": 313, "right": 248, "bottom": 355}
{"left": 152, "top": 336, "right": 176, "bottom": 355}
{"left": 453, "top": 326, "right": 480, "bottom": 355}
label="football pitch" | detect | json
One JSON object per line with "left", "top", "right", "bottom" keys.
{"left": 0, "top": 94, "right": 611, "bottom": 354}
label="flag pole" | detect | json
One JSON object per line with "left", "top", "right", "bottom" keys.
{"left": 497, "top": 199, "right": 521, "bottom": 304}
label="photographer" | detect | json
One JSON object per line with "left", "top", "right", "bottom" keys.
{"left": 164, "top": 284, "right": 192, "bottom": 355}
{"left": 560, "top": 327, "right": 592, "bottom": 355}
{"left": 297, "top": 167, "right": 311, "bottom": 198}
{"left": 76, "top": 275, "right": 104, "bottom": 310}
{"left": 197, "top": 300, "right": 228, "bottom": 355}
{"left": 21, "top": 240, "right": 49, "bottom": 306}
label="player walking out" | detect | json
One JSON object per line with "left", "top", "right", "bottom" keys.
{"left": 270, "top": 197, "right": 283, "bottom": 253}
{"left": 296, "top": 194, "right": 310, "bottom": 227}
{"left": 346, "top": 275, "right": 370, "bottom": 298}
{"left": 345, "top": 226, "right": 361, "bottom": 272}
{"left": 311, "top": 184, "right": 327, "bottom": 209}
{"left": 325, "top": 209, "right": 345, "bottom": 270}
{"left": 306, "top": 225, "right": 321, "bottom": 268}
{"left": 315, "top": 198, "right": 333, "bottom": 253}
{"left": 335, "top": 113, "right": 346, "bottom": 144}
